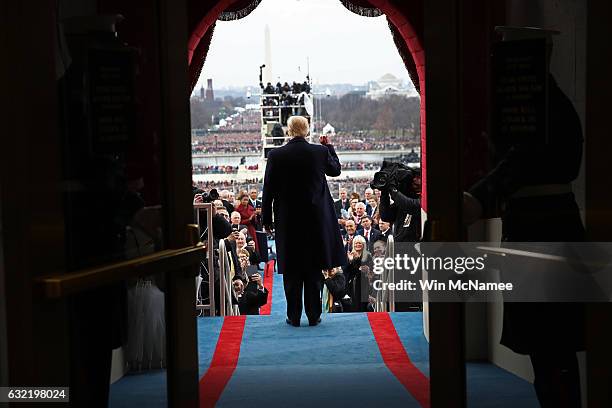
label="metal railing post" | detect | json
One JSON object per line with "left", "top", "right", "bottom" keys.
{"left": 194, "top": 203, "right": 216, "bottom": 316}
{"left": 218, "top": 239, "right": 227, "bottom": 316}
{"left": 387, "top": 235, "right": 395, "bottom": 312}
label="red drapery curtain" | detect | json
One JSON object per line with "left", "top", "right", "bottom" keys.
{"left": 188, "top": 0, "right": 262, "bottom": 93}
{"left": 189, "top": 22, "right": 216, "bottom": 92}
{"left": 387, "top": 18, "right": 420, "bottom": 93}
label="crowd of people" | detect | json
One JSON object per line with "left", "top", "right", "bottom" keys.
{"left": 192, "top": 132, "right": 261, "bottom": 155}
{"left": 192, "top": 164, "right": 259, "bottom": 175}
{"left": 193, "top": 165, "right": 422, "bottom": 316}
{"left": 193, "top": 162, "right": 380, "bottom": 174}
{"left": 262, "top": 80, "right": 311, "bottom": 97}
{"left": 194, "top": 187, "right": 269, "bottom": 316}
{"left": 192, "top": 165, "right": 238, "bottom": 174}
{"left": 341, "top": 161, "right": 380, "bottom": 171}
{"left": 327, "top": 167, "right": 422, "bottom": 313}
{"left": 191, "top": 131, "right": 419, "bottom": 156}
{"left": 193, "top": 178, "right": 377, "bottom": 201}
{"left": 192, "top": 178, "right": 380, "bottom": 202}
{"left": 193, "top": 179, "right": 263, "bottom": 192}
{"left": 332, "top": 131, "right": 417, "bottom": 151}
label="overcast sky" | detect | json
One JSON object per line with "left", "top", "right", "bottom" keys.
{"left": 197, "top": 0, "right": 411, "bottom": 89}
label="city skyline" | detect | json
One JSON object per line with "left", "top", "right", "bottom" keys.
{"left": 197, "top": 0, "right": 412, "bottom": 89}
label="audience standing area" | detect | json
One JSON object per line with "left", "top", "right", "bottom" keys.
{"left": 110, "top": 260, "right": 539, "bottom": 408}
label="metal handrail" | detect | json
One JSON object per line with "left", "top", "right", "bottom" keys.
{"left": 194, "top": 203, "right": 215, "bottom": 316}
{"left": 217, "top": 239, "right": 239, "bottom": 316}
{"left": 388, "top": 235, "right": 395, "bottom": 312}
{"left": 375, "top": 235, "right": 395, "bottom": 312}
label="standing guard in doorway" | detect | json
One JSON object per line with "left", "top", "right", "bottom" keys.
{"left": 464, "top": 27, "right": 584, "bottom": 408}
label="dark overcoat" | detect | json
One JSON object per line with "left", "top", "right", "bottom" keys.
{"left": 262, "top": 137, "right": 347, "bottom": 274}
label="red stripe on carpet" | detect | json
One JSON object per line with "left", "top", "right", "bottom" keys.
{"left": 199, "top": 315, "right": 246, "bottom": 408}
{"left": 259, "top": 260, "right": 275, "bottom": 315}
{"left": 368, "top": 312, "right": 430, "bottom": 408}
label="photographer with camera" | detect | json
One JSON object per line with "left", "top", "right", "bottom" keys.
{"left": 374, "top": 163, "right": 421, "bottom": 243}
{"left": 372, "top": 163, "right": 422, "bottom": 312}
{"left": 322, "top": 267, "right": 347, "bottom": 313}
{"left": 234, "top": 249, "right": 268, "bottom": 315}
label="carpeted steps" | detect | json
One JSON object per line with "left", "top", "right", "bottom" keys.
{"left": 110, "top": 270, "right": 538, "bottom": 408}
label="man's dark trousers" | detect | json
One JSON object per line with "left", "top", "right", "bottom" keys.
{"left": 284, "top": 262, "right": 322, "bottom": 324}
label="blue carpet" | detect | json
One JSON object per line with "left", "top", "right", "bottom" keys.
{"left": 466, "top": 363, "right": 539, "bottom": 408}
{"left": 111, "top": 266, "right": 538, "bottom": 407}
{"left": 218, "top": 312, "right": 421, "bottom": 408}
{"left": 109, "top": 370, "right": 166, "bottom": 408}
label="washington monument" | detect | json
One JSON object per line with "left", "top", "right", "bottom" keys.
{"left": 263, "top": 24, "right": 273, "bottom": 84}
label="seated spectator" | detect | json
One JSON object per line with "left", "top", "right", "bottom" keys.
{"left": 224, "top": 229, "right": 246, "bottom": 282}
{"left": 220, "top": 190, "right": 234, "bottom": 213}
{"left": 363, "top": 187, "right": 374, "bottom": 203}
{"left": 237, "top": 248, "right": 251, "bottom": 272}
{"left": 343, "top": 235, "right": 373, "bottom": 312}
{"left": 367, "top": 197, "right": 378, "bottom": 218}
{"left": 334, "top": 188, "right": 350, "bottom": 219}
{"left": 233, "top": 272, "right": 268, "bottom": 315}
{"left": 216, "top": 209, "right": 230, "bottom": 225}
{"left": 235, "top": 232, "right": 260, "bottom": 266}
{"left": 230, "top": 211, "right": 242, "bottom": 229}
{"left": 235, "top": 192, "right": 260, "bottom": 253}
{"left": 378, "top": 220, "right": 393, "bottom": 241}
{"left": 352, "top": 202, "right": 367, "bottom": 230}
{"left": 359, "top": 215, "right": 382, "bottom": 252}
{"left": 322, "top": 267, "right": 347, "bottom": 313}
{"left": 246, "top": 237, "right": 261, "bottom": 264}
{"left": 347, "top": 197, "right": 359, "bottom": 219}
{"left": 343, "top": 219, "right": 358, "bottom": 252}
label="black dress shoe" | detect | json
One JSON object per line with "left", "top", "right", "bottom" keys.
{"left": 308, "top": 318, "right": 322, "bottom": 327}
{"left": 286, "top": 318, "right": 300, "bottom": 327}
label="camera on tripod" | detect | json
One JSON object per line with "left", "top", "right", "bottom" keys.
{"left": 370, "top": 161, "right": 416, "bottom": 196}
{"left": 198, "top": 188, "right": 220, "bottom": 203}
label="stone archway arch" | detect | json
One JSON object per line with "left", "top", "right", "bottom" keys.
{"left": 186, "top": 0, "right": 427, "bottom": 210}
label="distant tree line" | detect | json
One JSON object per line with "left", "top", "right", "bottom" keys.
{"left": 190, "top": 93, "right": 421, "bottom": 136}
{"left": 319, "top": 94, "right": 420, "bottom": 134}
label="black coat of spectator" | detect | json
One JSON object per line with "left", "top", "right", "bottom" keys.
{"left": 380, "top": 189, "right": 421, "bottom": 242}
{"left": 237, "top": 284, "right": 268, "bottom": 315}
{"left": 324, "top": 272, "right": 346, "bottom": 301}
{"left": 343, "top": 251, "right": 373, "bottom": 312}
{"left": 359, "top": 227, "right": 382, "bottom": 252}
{"left": 334, "top": 198, "right": 350, "bottom": 218}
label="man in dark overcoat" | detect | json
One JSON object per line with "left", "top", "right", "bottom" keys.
{"left": 262, "top": 116, "right": 347, "bottom": 326}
